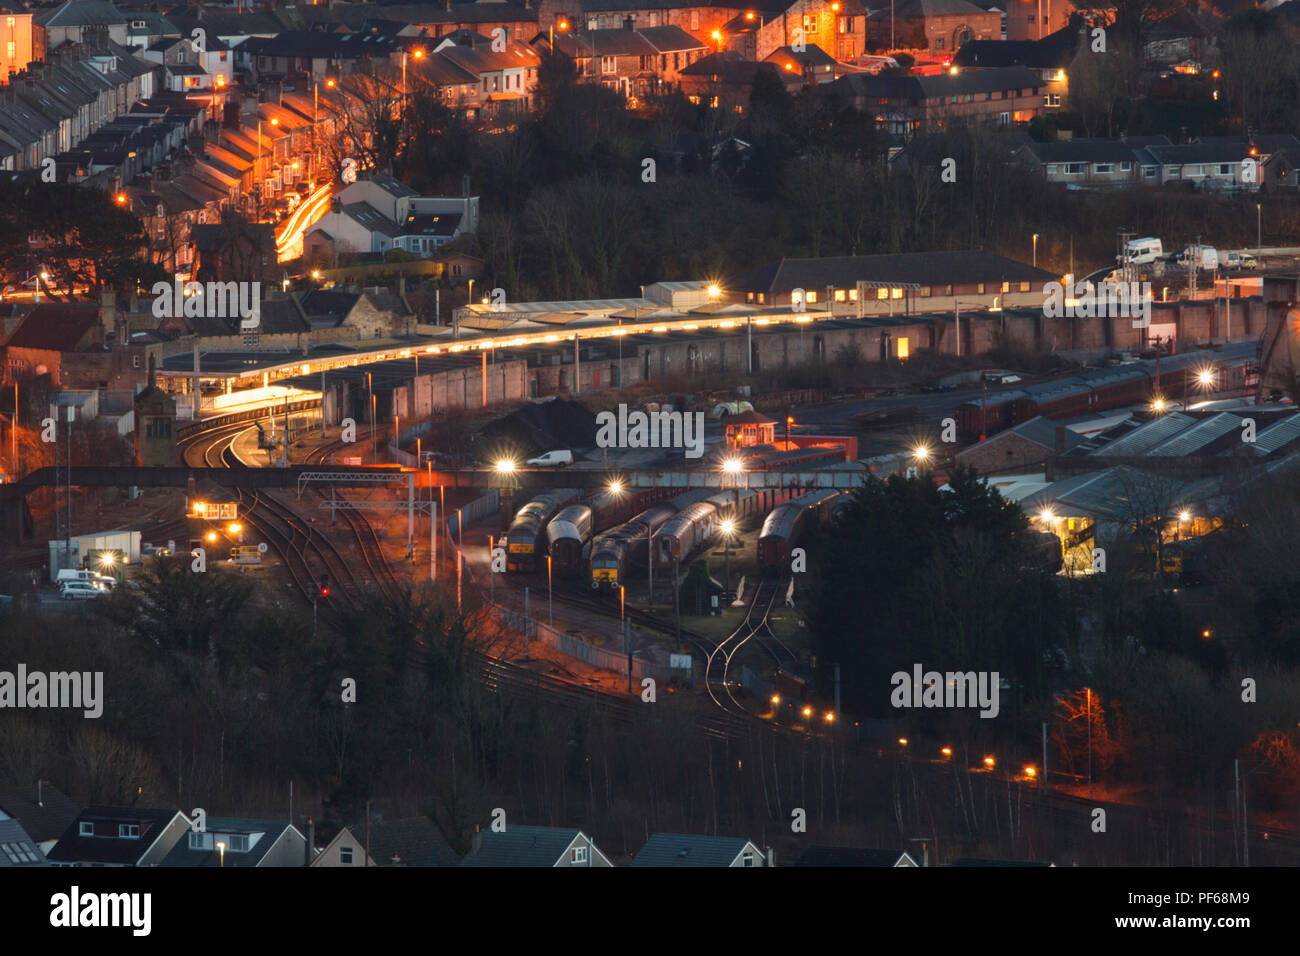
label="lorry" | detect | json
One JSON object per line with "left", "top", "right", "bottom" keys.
{"left": 525, "top": 449, "right": 574, "bottom": 467}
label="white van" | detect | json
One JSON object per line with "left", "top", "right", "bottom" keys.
{"left": 1224, "top": 252, "right": 1259, "bottom": 270}
{"left": 526, "top": 450, "right": 574, "bottom": 467}
{"left": 1125, "top": 238, "right": 1163, "bottom": 265}
{"left": 55, "top": 569, "right": 98, "bottom": 586}
{"left": 1178, "top": 245, "right": 1219, "bottom": 270}
{"left": 60, "top": 581, "right": 103, "bottom": 600}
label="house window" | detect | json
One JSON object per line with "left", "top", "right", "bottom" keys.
{"left": 897, "top": 336, "right": 909, "bottom": 358}
{"left": 1120, "top": 161, "right": 1131, "bottom": 171}
{"left": 227, "top": 834, "right": 249, "bottom": 853}
{"left": 188, "top": 832, "right": 213, "bottom": 850}
{"left": 976, "top": 283, "right": 986, "bottom": 294}
{"left": 1027, "top": 14, "right": 1036, "bottom": 21}
{"left": 920, "top": 286, "right": 932, "bottom": 297}
{"left": 661, "top": 54, "right": 666, "bottom": 69}
{"left": 119, "top": 824, "right": 140, "bottom": 839}
{"left": 1064, "top": 162, "right": 1083, "bottom": 174}
{"left": 838, "top": 16, "right": 854, "bottom": 32}
{"left": 1046, "top": 164, "right": 1057, "bottom": 175}
{"left": 133, "top": 354, "right": 141, "bottom": 368}
{"left": 1143, "top": 166, "right": 1157, "bottom": 178}
{"left": 1, "top": 842, "right": 38, "bottom": 864}
{"left": 935, "top": 38, "right": 944, "bottom": 49}
{"left": 1019, "top": 281, "right": 1030, "bottom": 292}
{"left": 1001, "top": 281, "right": 1010, "bottom": 293}
{"left": 742, "top": 851, "right": 755, "bottom": 867}
{"left": 340, "top": 846, "right": 353, "bottom": 864}
{"left": 1186, "top": 164, "right": 1201, "bottom": 176}
{"left": 79, "top": 822, "right": 93, "bottom": 837}
{"left": 944, "top": 284, "right": 953, "bottom": 296}
{"left": 571, "top": 846, "right": 588, "bottom": 864}
{"left": 1169, "top": 166, "right": 1181, "bottom": 178}
{"left": 1217, "top": 163, "right": 1231, "bottom": 175}
{"left": 802, "top": 14, "right": 818, "bottom": 34}
{"left": 602, "top": 56, "right": 615, "bottom": 73}
{"left": 1044, "top": 93, "right": 1060, "bottom": 106}
{"left": 1094, "top": 163, "right": 1114, "bottom": 173}
{"left": 999, "top": 111, "right": 1010, "bottom": 125}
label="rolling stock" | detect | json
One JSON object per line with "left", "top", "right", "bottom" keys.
{"left": 505, "top": 489, "right": 579, "bottom": 573}
{"left": 757, "top": 490, "right": 850, "bottom": 576}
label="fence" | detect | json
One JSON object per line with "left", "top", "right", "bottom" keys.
{"left": 446, "top": 490, "right": 499, "bottom": 538}
{"left": 484, "top": 601, "right": 673, "bottom": 685}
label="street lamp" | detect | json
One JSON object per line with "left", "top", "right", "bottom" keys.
{"left": 217, "top": 841, "right": 226, "bottom": 867}
{"left": 496, "top": 459, "right": 516, "bottom": 475}
{"left": 1257, "top": 203, "right": 1262, "bottom": 262}
{"left": 547, "top": 554, "right": 553, "bottom": 627}
{"left": 719, "top": 518, "right": 735, "bottom": 600}
{"left": 1032, "top": 233, "right": 1039, "bottom": 268}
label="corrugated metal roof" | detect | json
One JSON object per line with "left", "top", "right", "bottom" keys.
{"left": 1145, "top": 412, "right": 1242, "bottom": 456}
{"left": 1090, "top": 412, "right": 1195, "bottom": 456}
{"left": 1245, "top": 413, "right": 1300, "bottom": 455}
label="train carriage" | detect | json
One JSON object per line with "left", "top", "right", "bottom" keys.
{"left": 757, "top": 490, "right": 847, "bottom": 576}
{"left": 547, "top": 504, "right": 594, "bottom": 578}
{"left": 505, "top": 489, "right": 579, "bottom": 573}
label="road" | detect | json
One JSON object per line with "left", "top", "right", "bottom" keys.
{"left": 275, "top": 183, "right": 333, "bottom": 262}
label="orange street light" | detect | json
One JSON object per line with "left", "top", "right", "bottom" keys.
{"left": 115, "top": 193, "right": 127, "bottom": 204}
{"left": 413, "top": 48, "right": 424, "bottom": 58}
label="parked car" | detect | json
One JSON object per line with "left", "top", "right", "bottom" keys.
{"left": 526, "top": 449, "right": 574, "bottom": 468}
{"left": 60, "top": 581, "right": 103, "bottom": 600}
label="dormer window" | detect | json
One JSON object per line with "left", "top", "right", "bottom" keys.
{"left": 132, "top": 19, "right": 146, "bottom": 29}
{"left": 178, "top": 50, "right": 185, "bottom": 63}
{"left": 227, "top": 834, "right": 249, "bottom": 852}
{"left": 188, "top": 832, "right": 214, "bottom": 850}
{"left": 79, "top": 822, "right": 93, "bottom": 837}
{"left": 118, "top": 824, "right": 140, "bottom": 839}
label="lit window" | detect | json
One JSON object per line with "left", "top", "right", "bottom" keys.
{"left": 804, "top": 290, "right": 817, "bottom": 303}
{"left": 920, "top": 286, "right": 932, "bottom": 297}
{"left": 876, "top": 287, "right": 888, "bottom": 300}
{"left": 1019, "top": 281, "right": 1030, "bottom": 292}
{"left": 891, "top": 287, "right": 903, "bottom": 299}
{"left": 1001, "top": 281, "right": 1010, "bottom": 293}
{"left": 834, "top": 289, "right": 847, "bottom": 302}
{"left": 848, "top": 289, "right": 857, "bottom": 301}
{"left": 977, "top": 283, "right": 986, "bottom": 294}
{"left": 897, "top": 337, "right": 909, "bottom": 359}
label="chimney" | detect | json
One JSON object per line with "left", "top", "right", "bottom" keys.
{"left": 1055, "top": 425, "right": 1068, "bottom": 454}
{"left": 99, "top": 289, "right": 116, "bottom": 333}
{"left": 765, "top": 846, "right": 775, "bottom": 867}
{"left": 624, "top": 15, "right": 634, "bottom": 30}
{"left": 471, "top": 825, "right": 482, "bottom": 855}
{"left": 305, "top": 817, "right": 314, "bottom": 866}
{"left": 148, "top": 353, "right": 158, "bottom": 390}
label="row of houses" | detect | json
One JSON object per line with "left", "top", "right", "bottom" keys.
{"left": 1014, "top": 134, "right": 1300, "bottom": 192}
{"left": 0, "top": 783, "right": 958, "bottom": 866}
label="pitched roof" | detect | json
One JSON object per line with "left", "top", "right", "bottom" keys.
{"left": 402, "top": 211, "right": 462, "bottom": 237}
{"left": 459, "top": 825, "right": 593, "bottom": 866}
{"left": 342, "top": 201, "right": 403, "bottom": 239}
{"left": 833, "top": 65, "right": 1043, "bottom": 100}
{"left": 793, "top": 846, "right": 917, "bottom": 867}
{"left": 681, "top": 51, "right": 782, "bottom": 84}
{"left": 157, "top": 819, "right": 299, "bottom": 867}
{"left": 0, "top": 819, "right": 47, "bottom": 866}
{"left": 630, "top": 833, "right": 761, "bottom": 867}
{"left": 1018, "top": 138, "right": 1164, "bottom": 164}
{"left": 0, "top": 783, "right": 80, "bottom": 843}
{"left": 637, "top": 25, "right": 706, "bottom": 53}
{"left": 367, "top": 172, "right": 420, "bottom": 199}
{"left": 728, "top": 250, "right": 1054, "bottom": 292}
{"left": 37, "top": 0, "right": 128, "bottom": 28}
{"left": 46, "top": 806, "right": 185, "bottom": 865}
{"left": 4, "top": 303, "right": 99, "bottom": 351}
{"left": 367, "top": 816, "right": 459, "bottom": 867}
{"left": 953, "top": 34, "right": 1077, "bottom": 70}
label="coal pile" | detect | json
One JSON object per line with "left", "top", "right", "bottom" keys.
{"left": 476, "top": 398, "right": 599, "bottom": 457}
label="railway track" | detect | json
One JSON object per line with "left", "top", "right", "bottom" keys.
{"left": 703, "top": 578, "right": 784, "bottom": 717}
